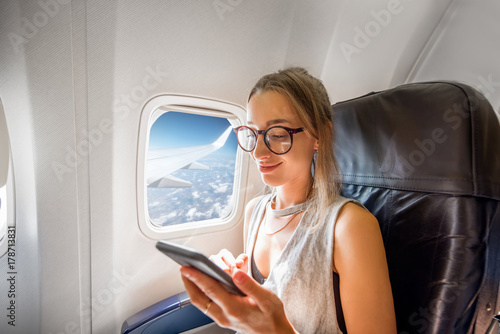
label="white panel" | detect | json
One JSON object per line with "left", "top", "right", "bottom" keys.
{"left": 0, "top": 99, "right": 15, "bottom": 259}
{"left": 111, "top": 1, "right": 294, "bottom": 106}
{"left": 321, "top": 0, "right": 453, "bottom": 102}
{"left": 0, "top": 100, "right": 9, "bottom": 188}
{"left": 0, "top": 100, "right": 12, "bottom": 256}
{"left": 107, "top": 0, "right": 341, "bottom": 107}
{"left": 408, "top": 0, "right": 500, "bottom": 122}
{"left": 12, "top": 0, "right": 87, "bottom": 332}
{"left": 0, "top": 2, "right": 41, "bottom": 333}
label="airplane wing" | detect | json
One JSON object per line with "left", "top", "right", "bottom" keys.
{"left": 146, "top": 126, "right": 232, "bottom": 188}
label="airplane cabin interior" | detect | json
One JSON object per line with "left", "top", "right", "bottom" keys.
{"left": 0, "top": 1, "right": 499, "bottom": 333}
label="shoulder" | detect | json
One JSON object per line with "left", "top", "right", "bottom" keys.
{"left": 243, "top": 195, "right": 267, "bottom": 243}
{"left": 333, "top": 201, "right": 384, "bottom": 272}
{"left": 245, "top": 194, "right": 266, "bottom": 220}
{"left": 335, "top": 201, "right": 379, "bottom": 240}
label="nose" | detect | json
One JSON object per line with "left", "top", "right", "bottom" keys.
{"left": 252, "top": 133, "right": 272, "bottom": 160}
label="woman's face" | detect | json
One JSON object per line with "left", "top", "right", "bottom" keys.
{"left": 246, "top": 90, "right": 318, "bottom": 188}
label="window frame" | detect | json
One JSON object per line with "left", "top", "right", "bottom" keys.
{"left": 137, "top": 95, "right": 249, "bottom": 240}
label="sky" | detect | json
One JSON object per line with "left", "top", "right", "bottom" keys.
{"left": 148, "top": 111, "right": 239, "bottom": 158}
{"left": 147, "top": 110, "right": 238, "bottom": 226}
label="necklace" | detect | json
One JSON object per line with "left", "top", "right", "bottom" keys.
{"left": 264, "top": 211, "right": 300, "bottom": 235}
{"left": 269, "top": 196, "right": 308, "bottom": 218}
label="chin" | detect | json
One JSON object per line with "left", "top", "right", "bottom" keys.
{"left": 260, "top": 174, "right": 284, "bottom": 188}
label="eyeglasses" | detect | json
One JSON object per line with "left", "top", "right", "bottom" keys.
{"left": 234, "top": 125, "right": 304, "bottom": 155}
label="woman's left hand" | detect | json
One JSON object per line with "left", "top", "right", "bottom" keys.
{"left": 180, "top": 266, "right": 297, "bottom": 334}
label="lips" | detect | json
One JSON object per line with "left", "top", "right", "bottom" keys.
{"left": 258, "top": 162, "right": 282, "bottom": 173}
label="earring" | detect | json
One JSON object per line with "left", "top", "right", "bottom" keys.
{"left": 311, "top": 150, "right": 317, "bottom": 177}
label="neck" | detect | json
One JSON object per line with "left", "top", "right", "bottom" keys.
{"left": 274, "top": 174, "right": 312, "bottom": 209}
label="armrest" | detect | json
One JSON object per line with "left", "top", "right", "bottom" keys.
{"left": 121, "top": 291, "right": 214, "bottom": 334}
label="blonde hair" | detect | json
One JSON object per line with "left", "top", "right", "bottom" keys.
{"left": 248, "top": 67, "right": 342, "bottom": 212}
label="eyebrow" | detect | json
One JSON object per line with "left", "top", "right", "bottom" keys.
{"left": 247, "top": 119, "right": 292, "bottom": 127}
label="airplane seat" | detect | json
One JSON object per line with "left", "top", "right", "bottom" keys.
{"left": 332, "top": 81, "right": 500, "bottom": 334}
{"left": 121, "top": 291, "right": 234, "bottom": 334}
{"left": 122, "top": 81, "right": 499, "bottom": 334}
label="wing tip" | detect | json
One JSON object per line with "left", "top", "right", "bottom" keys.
{"left": 213, "top": 126, "right": 232, "bottom": 148}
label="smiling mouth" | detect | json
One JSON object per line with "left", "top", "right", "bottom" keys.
{"left": 258, "top": 162, "right": 281, "bottom": 173}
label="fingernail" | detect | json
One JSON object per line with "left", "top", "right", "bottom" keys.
{"left": 180, "top": 267, "right": 190, "bottom": 278}
{"left": 233, "top": 270, "right": 246, "bottom": 284}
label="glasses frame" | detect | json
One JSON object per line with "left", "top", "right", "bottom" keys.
{"left": 234, "top": 125, "right": 304, "bottom": 155}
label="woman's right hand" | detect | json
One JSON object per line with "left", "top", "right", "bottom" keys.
{"left": 209, "top": 249, "right": 249, "bottom": 275}
{"left": 181, "top": 267, "right": 298, "bottom": 334}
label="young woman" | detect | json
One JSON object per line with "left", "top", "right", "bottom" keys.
{"left": 180, "top": 67, "right": 397, "bottom": 333}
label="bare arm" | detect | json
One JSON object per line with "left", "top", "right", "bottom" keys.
{"left": 333, "top": 203, "right": 397, "bottom": 334}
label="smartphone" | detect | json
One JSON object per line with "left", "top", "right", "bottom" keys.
{"left": 156, "top": 240, "right": 246, "bottom": 296}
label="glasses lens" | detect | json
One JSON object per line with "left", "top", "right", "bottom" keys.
{"left": 266, "top": 127, "right": 291, "bottom": 154}
{"left": 237, "top": 127, "right": 256, "bottom": 151}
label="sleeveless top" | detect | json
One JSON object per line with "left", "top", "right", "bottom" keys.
{"left": 244, "top": 194, "right": 362, "bottom": 334}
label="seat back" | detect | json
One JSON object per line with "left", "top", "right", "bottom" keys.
{"left": 332, "top": 81, "right": 500, "bottom": 333}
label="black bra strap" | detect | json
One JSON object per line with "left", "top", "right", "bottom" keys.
{"left": 251, "top": 255, "right": 267, "bottom": 285}
{"left": 333, "top": 272, "right": 347, "bottom": 333}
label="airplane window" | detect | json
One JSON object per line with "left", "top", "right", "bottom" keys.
{"left": 137, "top": 95, "right": 248, "bottom": 239}
{"left": 146, "top": 111, "right": 238, "bottom": 227}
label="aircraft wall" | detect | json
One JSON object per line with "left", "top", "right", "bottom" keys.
{"left": 0, "top": 1, "right": 498, "bottom": 334}
{"left": 409, "top": 0, "right": 500, "bottom": 119}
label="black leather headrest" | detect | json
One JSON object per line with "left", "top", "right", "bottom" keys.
{"left": 333, "top": 81, "right": 500, "bottom": 200}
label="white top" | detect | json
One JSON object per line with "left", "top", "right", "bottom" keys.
{"left": 244, "top": 194, "right": 361, "bottom": 334}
